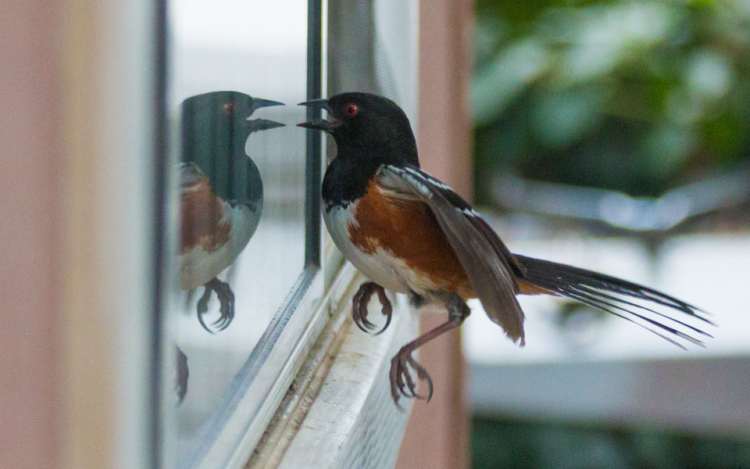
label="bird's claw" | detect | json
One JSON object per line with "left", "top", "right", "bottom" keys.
{"left": 196, "top": 287, "right": 214, "bottom": 334}
{"left": 352, "top": 282, "right": 393, "bottom": 335}
{"left": 389, "top": 346, "right": 433, "bottom": 408}
{"left": 196, "top": 278, "right": 235, "bottom": 333}
{"left": 212, "top": 281, "right": 235, "bottom": 331}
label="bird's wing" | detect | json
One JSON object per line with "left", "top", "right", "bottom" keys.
{"left": 380, "top": 164, "right": 526, "bottom": 344}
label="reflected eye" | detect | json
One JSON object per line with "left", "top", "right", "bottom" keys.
{"left": 223, "top": 103, "right": 234, "bottom": 115}
{"left": 345, "top": 103, "right": 359, "bottom": 117}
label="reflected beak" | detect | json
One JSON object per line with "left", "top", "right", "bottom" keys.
{"left": 247, "top": 118, "right": 285, "bottom": 133}
{"left": 250, "top": 98, "right": 285, "bottom": 114}
{"left": 298, "top": 99, "right": 336, "bottom": 132}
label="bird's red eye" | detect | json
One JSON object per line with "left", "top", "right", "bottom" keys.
{"left": 223, "top": 103, "right": 234, "bottom": 115}
{"left": 345, "top": 103, "right": 359, "bottom": 117}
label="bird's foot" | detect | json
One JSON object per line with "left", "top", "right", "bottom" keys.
{"left": 196, "top": 277, "right": 235, "bottom": 333}
{"left": 389, "top": 345, "right": 433, "bottom": 409}
{"left": 352, "top": 281, "right": 393, "bottom": 334}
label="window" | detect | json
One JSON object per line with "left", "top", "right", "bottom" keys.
{"left": 2, "top": 0, "right": 462, "bottom": 467}
{"left": 162, "top": 1, "right": 325, "bottom": 467}
{"left": 155, "top": 0, "right": 420, "bottom": 467}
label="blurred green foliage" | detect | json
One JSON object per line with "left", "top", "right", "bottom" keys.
{"left": 473, "top": 0, "right": 750, "bottom": 203}
{"left": 473, "top": 416, "right": 750, "bottom": 469}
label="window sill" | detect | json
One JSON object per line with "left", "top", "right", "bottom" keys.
{"left": 248, "top": 264, "right": 418, "bottom": 468}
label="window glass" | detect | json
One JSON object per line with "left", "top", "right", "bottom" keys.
{"left": 166, "top": 0, "right": 313, "bottom": 464}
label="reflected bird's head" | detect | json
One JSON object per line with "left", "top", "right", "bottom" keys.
{"left": 180, "top": 91, "right": 284, "bottom": 210}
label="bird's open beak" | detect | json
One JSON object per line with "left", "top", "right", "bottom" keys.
{"left": 247, "top": 98, "right": 284, "bottom": 133}
{"left": 247, "top": 118, "right": 285, "bottom": 133}
{"left": 298, "top": 99, "right": 337, "bottom": 132}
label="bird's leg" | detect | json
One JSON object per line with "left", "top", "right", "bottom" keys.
{"left": 175, "top": 345, "right": 189, "bottom": 403}
{"left": 352, "top": 281, "right": 393, "bottom": 334}
{"left": 196, "top": 277, "right": 235, "bottom": 333}
{"left": 390, "top": 292, "right": 470, "bottom": 408}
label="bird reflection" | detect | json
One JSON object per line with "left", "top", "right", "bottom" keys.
{"left": 179, "top": 91, "right": 284, "bottom": 332}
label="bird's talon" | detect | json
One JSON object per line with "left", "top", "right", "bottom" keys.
{"left": 375, "top": 287, "right": 393, "bottom": 335}
{"left": 405, "top": 354, "right": 432, "bottom": 400}
{"left": 389, "top": 347, "right": 433, "bottom": 404}
{"left": 352, "top": 286, "right": 370, "bottom": 332}
{"left": 352, "top": 282, "right": 393, "bottom": 335}
{"left": 401, "top": 362, "right": 419, "bottom": 397}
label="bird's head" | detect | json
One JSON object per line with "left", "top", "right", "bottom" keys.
{"left": 299, "top": 92, "right": 419, "bottom": 167}
{"left": 181, "top": 91, "right": 284, "bottom": 155}
{"left": 180, "top": 91, "right": 282, "bottom": 208}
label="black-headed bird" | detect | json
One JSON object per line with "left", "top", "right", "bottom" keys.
{"left": 179, "top": 91, "right": 283, "bottom": 332}
{"left": 299, "top": 93, "right": 713, "bottom": 406}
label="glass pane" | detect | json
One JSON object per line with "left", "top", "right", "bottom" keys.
{"left": 166, "top": 0, "right": 309, "bottom": 463}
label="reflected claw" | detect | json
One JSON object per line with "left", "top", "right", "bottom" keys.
{"left": 213, "top": 282, "right": 235, "bottom": 332}
{"left": 196, "top": 278, "right": 235, "bottom": 333}
{"left": 196, "top": 287, "right": 214, "bottom": 334}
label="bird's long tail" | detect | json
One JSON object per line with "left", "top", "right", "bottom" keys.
{"left": 513, "top": 254, "right": 714, "bottom": 349}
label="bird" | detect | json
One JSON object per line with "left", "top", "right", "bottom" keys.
{"left": 299, "top": 92, "right": 713, "bottom": 407}
{"left": 179, "top": 91, "right": 283, "bottom": 332}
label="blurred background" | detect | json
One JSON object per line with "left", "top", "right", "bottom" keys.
{"left": 465, "top": 0, "right": 750, "bottom": 467}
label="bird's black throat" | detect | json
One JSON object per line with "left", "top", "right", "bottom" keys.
{"left": 322, "top": 155, "right": 380, "bottom": 211}
{"left": 322, "top": 142, "right": 419, "bottom": 211}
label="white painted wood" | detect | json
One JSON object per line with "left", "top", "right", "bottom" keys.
{"left": 58, "top": 0, "right": 159, "bottom": 467}
{"left": 273, "top": 277, "right": 418, "bottom": 469}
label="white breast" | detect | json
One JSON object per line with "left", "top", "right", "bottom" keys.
{"left": 323, "top": 202, "right": 415, "bottom": 295}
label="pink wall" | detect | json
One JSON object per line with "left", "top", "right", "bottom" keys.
{"left": 395, "top": 0, "right": 473, "bottom": 468}
{"left": 0, "top": 1, "right": 63, "bottom": 467}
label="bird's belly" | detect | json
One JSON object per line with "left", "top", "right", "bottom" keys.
{"left": 323, "top": 191, "right": 472, "bottom": 298}
{"left": 180, "top": 203, "right": 260, "bottom": 290}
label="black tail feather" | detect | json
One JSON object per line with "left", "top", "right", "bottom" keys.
{"left": 515, "top": 254, "right": 714, "bottom": 348}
